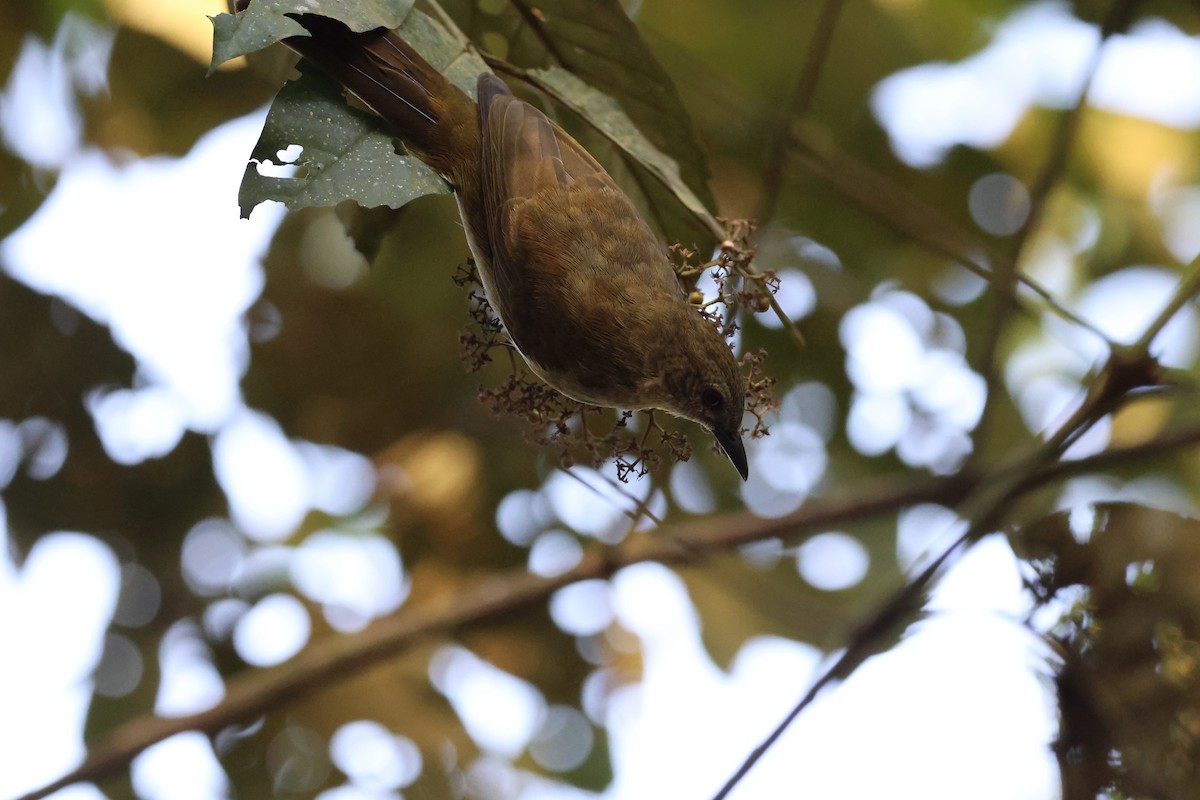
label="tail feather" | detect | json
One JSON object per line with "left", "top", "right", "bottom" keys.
{"left": 281, "top": 13, "right": 475, "bottom": 177}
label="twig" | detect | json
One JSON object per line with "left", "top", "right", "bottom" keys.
{"left": 506, "top": 0, "right": 569, "bottom": 65}
{"left": 1134, "top": 254, "right": 1200, "bottom": 352}
{"left": 786, "top": 128, "right": 1111, "bottom": 341}
{"left": 14, "top": 563, "right": 591, "bottom": 800}
{"left": 710, "top": 527, "right": 961, "bottom": 800}
{"left": 561, "top": 465, "right": 665, "bottom": 529}
{"left": 757, "top": 0, "right": 846, "bottom": 223}
{"left": 1032, "top": 420, "right": 1200, "bottom": 486}
{"left": 1006, "top": 0, "right": 1139, "bottom": 281}
{"left": 717, "top": 220, "right": 805, "bottom": 349}
{"left": 423, "top": 0, "right": 472, "bottom": 49}
{"left": 972, "top": 0, "right": 1122, "bottom": 461}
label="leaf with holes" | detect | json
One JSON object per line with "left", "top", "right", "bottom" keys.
{"left": 229, "top": 4, "right": 490, "bottom": 215}
{"left": 238, "top": 64, "right": 450, "bottom": 217}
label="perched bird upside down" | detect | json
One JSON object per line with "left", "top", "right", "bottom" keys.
{"left": 244, "top": 6, "right": 750, "bottom": 479}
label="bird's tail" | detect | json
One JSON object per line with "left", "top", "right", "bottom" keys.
{"left": 249, "top": 5, "right": 480, "bottom": 181}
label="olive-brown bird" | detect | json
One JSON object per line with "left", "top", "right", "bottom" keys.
{"left": 274, "top": 12, "right": 749, "bottom": 479}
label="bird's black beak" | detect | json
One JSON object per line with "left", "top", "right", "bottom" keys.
{"left": 713, "top": 426, "right": 749, "bottom": 481}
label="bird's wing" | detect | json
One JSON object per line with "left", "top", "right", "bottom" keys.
{"left": 477, "top": 75, "right": 625, "bottom": 279}
{"left": 474, "top": 74, "right": 671, "bottom": 392}
{"left": 478, "top": 74, "right": 613, "bottom": 194}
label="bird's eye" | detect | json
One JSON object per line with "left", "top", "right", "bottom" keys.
{"left": 701, "top": 386, "right": 723, "bottom": 411}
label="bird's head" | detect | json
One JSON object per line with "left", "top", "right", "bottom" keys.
{"left": 652, "top": 310, "right": 749, "bottom": 480}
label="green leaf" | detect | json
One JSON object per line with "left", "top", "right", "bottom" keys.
{"left": 1016, "top": 503, "right": 1200, "bottom": 800}
{"left": 441, "top": 0, "right": 715, "bottom": 214}
{"left": 537, "top": 0, "right": 715, "bottom": 210}
{"left": 209, "top": 0, "right": 417, "bottom": 71}
{"left": 238, "top": 64, "right": 450, "bottom": 217}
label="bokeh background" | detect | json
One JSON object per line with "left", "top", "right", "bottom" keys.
{"left": 3, "top": 0, "right": 1200, "bottom": 798}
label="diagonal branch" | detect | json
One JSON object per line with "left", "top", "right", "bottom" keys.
{"left": 757, "top": 0, "right": 846, "bottom": 223}
{"left": 788, "top": 127, "right": 1111, "bottom": 341}
{"left": 19, "top": 415, "right": 1200, "bottom": 800}
{"left": 1134, "top": 254, "right": 1200, "bottom": 352}
{"left": 973, "top": 0, "right": 1139, "bottom": 455}
{"left": 506, "top": 0, "right": 568, "bottom": 64}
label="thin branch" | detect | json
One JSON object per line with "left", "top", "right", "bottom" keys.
{"left": 999, "top": 0, "right": 1139, "bottom": 281}
{"left": 507, "top": 0, "right": 569, "bottom": 65}
{"left": 15, "top": 564, "right": 590, "bottom": 800}
{"left": 711, "top": 524, "right": 961, "bottom": 800}
{"left": 758, "top": 0, "right": 846, "bottom": 222}
{"left": 1134, "top": 254, "right": 1200, "bottom": 352}
{"left": 562, "top": 465, "right": 664, "bottom": 528}
{"left": 786, "top": 127, "right": 1111, "bottom": 341}
{"left": 972, "top": 0, "right": 1122, "bottom": 463}
{"left": 12, "top": 476, "right": 960, "bottom": 800}
{"left": 750, "top": 271, "right": 806, "bottom": 349}
{"left": 712, "top": 418, "right": 1200, "bottom": 800}
{"left": 21, "top": 415, "right": 1200, "bottom": 800}
{"left": 1032, "top": 420, "right": 1200, "bottom": 486}
{"left": 423, "top": 0, "right": 472, "bottom": 49}
{"left": 1010, "top": 39, "right": 1103, "bottom": 260}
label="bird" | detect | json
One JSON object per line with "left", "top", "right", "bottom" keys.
{"left": 267, "top": 10, "right": 749, "bottom": 479}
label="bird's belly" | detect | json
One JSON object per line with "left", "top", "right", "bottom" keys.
{"left": 456, "top": 196, "right": 649, "bottom": 411}
{"left": 521, "top": 355, "right": 642, "bottom": 409}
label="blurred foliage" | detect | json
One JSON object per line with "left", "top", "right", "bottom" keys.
{"left": 91, "top": 24, "right": 274, "bottom": 156}
{"left": 4, "top": 0, "right": 1200, "bottom": 798}
{"left": 1016, "top": 504, "right": 1200, "bottom": 799}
